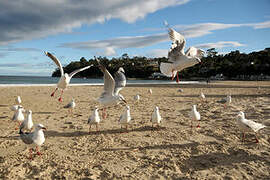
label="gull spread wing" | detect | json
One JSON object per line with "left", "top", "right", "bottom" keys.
{"left": 69, "top": 65, "right": 93, "bottom": 78}
{"left": 114, "top": 70, "right": 126, "bottom": 95}
{"left": 45, "top": 51, "right": 64, "bottom": 76}
{"left": 97, "top": 60, "right": 115, "bottom": 96}
{"left": 185, "top": 47, "right": 205, "bottom": 59}
{"left": 168, "top": 28, "right": 186, "bottom": 62}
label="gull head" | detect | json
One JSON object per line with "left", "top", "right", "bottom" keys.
{"left": 118, "top": 67, "right": 125, "bottom": 73}
{"left": 126, "top": 105, "right": 130, "bottom": 110}
{"left": 36, "top": 124, "right": 46, "bottom": 131}
{"left": 26, "top": 110, "right": 32, "bottom": 114}
{"left": 192, "top": 105, "right": 197, "bottom": 110}
{"left": 155, "top": 106, "right": 159, "bottom": 111}
{"left": 237, "top": 111, "right": 245, "bottom": 118}
{"left": 94, "top": 106, "right": 99, "bottom": 110}
{"left": 64, "top": 73, "right": 69, "bottom": 79}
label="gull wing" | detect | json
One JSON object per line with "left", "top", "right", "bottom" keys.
{"left": 168, "top": 28, "right": 186, "bottom": 62}
{"left": 45, "top": 51, "right": 64, "bottom": 76}
{"left": 97, "top": 60, "right": 115, "bottom": 96}
{"left": 185, "top": 47, "right": 205, "bottom": 59}
{"left": 69, "top": 65, "right": 93, "bottom": 78}
{"left": 114, "top": 70, "right": 126, "bottom": 95}
{"left": 19, "top": 129, "right": 34, "bottom": 144}
{"left": 244, "top": 119, "right": 266, "bottom": 132}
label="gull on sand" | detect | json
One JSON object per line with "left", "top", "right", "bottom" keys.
{"left": 236, "top": 111, "right": 266, "bottom": 143}
{"left": 64, "top": 98, "right": 76, "bottom": 114}
{"left": 11, "top": 105, "right": 24, "bottom": 129}
{"left": 88, "top": 106, "right": 101, "bottom": 132}
{"left": 19, "top": 124, "right": 46, "bottom": 159}
{"left": 119, "top": 105, "right": 131, "bottom": 131}
{"left": 151, "top": 106, "right": 162, "bottom": 128}
{"left": 20, "top": 110, "right": 34, "bottom": 132}
{"left": 189, "top": 105, "right": 201, "bottom": 128}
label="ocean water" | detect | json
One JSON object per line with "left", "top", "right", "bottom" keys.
{"left": 0, "top": 76, "right": 198, "bottom": 86}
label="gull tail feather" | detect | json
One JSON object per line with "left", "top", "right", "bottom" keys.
{"left": 160, "top": 63, "right": 174, "bottom": 77}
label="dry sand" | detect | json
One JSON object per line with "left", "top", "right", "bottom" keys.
{"left": 0, "top": 81, "right": 270, "bottom": 179}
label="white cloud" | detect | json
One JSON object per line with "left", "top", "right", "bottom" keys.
{"left": 0, "top": 0, "right": 189, "bottom": 45}
{"left": 195, "top": 41, "right": 245, "bottom": 49}
{"left": 60, "top": 20, "right": 269, "bottom": 56}
{"left": 104, "top": 47, "right": 116, "bottom": 56}
{"left": 147, "top": 49, "right": 168, "bottom": 57}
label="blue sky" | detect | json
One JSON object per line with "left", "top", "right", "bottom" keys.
{"left": 0, "top": 0, "right": 269, "bottom": 76}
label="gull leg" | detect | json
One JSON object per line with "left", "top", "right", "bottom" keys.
{"left": 51, "top": 88, "right": 58, "bottom": 97}
{"left": 254, "top": 133, "right": 259, "bottom": 143}
{"left": 176, "top": 72, "right": 180, "bottom": 83}
{"left": 190, "top": 119, "right": 193, "bottom": 129}
{"left": 197, "top": 120, "right": 201, "bottom": 128}
{"left": 126, "top": 124, "right": 128, "bottom": 132}
{"left": 58, "top": 90, "right": 64, "bottom": 102}
{"left": 171, "top": 69, "right": 175, "bottom": 80}
{"left": 89, "top": 125, "right": 91, "bottom": 133}
{"left": 242, "top": 132, "right": 246, "bottom": 142}
{"left": 36, "top": 146, "right": 42, "bottom": 156}
{"left": 28, "top": 148, "right": 33, "bottom": 160}
{"left": 15, "top": 121, "right": 21, "bottom": 130}
{"left": 96, "top": 124, "right": 99, "bottom": 132}
{"left": 102, "top": 108, "right": 107, "bottom": 119}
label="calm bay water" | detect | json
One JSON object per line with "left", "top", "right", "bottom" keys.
{"left": 0, "top": 75, "right": 183, "bottom": 85}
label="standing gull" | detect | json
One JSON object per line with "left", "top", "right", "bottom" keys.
{"left": 97, "top": 59, "right": 127, "bottom": 119}
{"left": 88, "top": 106, "right": 101, "bottom": 132}
{"left": 119, "top": 105, "right": 131, "bottom": 131}
{"left": 20, "top": 110, "right": 34, "bottom": 132}
{"left": 148, "top": 89, "right": 153, "bottom": 95}
{"left": 189, "top": 105, "right": 201, "bottom": 128}
{"left": 12, "top": 105, "right": 24, "bottom": 129}
{"left": 45, "top": 51, "right": 93, "bottom": 102}
{"left": 19, "top": 124, "right": 46, "bottom": 159}
{"left": 64, "top": 98, "right": 76, "bottom": 115}
{"left": 134, "top": 94, "right": 140, "bottom": 102}
{"left": 15, "top": 96, "right": 22, "bottom": 104}
{"left": 236, "top": 111, "right": 266, "bottom": 143}
{"left": 151, "top": 106, "right": 162, "bottom": 128}
{"left": 200, "top": 92, "right": 206, "bottom": 101}
{"left": 219, "top": 95, "right": 232, "bottom": 108}
{"left": 160, "top": 26, "right": 204, "bottom": 83}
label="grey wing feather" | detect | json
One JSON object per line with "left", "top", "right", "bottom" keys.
{"left": 64, "top": 102, "right": 72, "bottom": 108}
{"left": 114, "top": 71, "right": 126, "bottom": 95}
{"left": 20, "top": 131, "right": 34, "bottom": 144}
{"left": 168, "top": 28, "right": 186, "bottom": 62}
{"left": 69, "top": 65, "right": 93, "bottom": 78}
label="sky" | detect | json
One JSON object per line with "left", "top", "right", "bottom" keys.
{"left": 0, "top": 0, "right": 269, "bottom": 76}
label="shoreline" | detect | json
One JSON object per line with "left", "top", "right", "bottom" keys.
{"left": 0, "top": 80, "right": 269, "bottom": 88}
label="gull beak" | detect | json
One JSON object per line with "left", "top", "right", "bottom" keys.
{"left": 42, "top": 127, "right": 47, "bottom": 131}
{"left": 122, "top": 99, "right": 127, "bottom": 104}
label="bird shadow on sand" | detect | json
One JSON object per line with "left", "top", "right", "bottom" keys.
{"left": 0, "top": 116, "right": 8, "bottom": 119}
{"left": 169, "top": 94, "right": 270, "bottom": 98}
{"left": 180, "top": 147, "right": 270, "bottom": 173}
{"left": 34, "top": 111, "right": 56, "bottom": 114}
{"left": 99, "top": 141, "right": 216, "bottom": 152}
{"left": 0, "top": 104, "right": 9, "bottom": 107}
{"left": 0, "top": 135, "right": 20, "bottom": 140}
{"left": 45, "top": 126, "right": 166, "bottom": 138}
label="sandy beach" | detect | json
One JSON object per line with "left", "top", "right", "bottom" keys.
{"left": 0, "top": 81, "right": 270, "bottom": 179}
